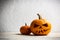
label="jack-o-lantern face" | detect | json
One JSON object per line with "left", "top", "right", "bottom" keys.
{"left": 30, "top": 14, "right": 51, "bottom": 35}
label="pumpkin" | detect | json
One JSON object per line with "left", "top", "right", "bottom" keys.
{"left": 20, "top": 23, "right": 31, "bottom": 35}
{"left": 30, "top": 14, "right": 51, "bottom": 35}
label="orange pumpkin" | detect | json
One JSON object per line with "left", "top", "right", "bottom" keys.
{"left": 30, "top": 14, "right": 51, "bottom": 35}
{"left": 20, "top": 23, "right": 31, "bottom": 35}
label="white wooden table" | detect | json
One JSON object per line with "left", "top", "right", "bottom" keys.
{"left": 0, "top": 32, "right": 60, "bottom": 40}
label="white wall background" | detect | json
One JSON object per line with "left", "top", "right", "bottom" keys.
{"left": 0, "top": 0, "right": 60, "bottom": 33}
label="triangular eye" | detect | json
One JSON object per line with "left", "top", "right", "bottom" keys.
{"left": 34, "top": 24, "right": 39, "bottom": 28}
{"left": 43, "top": 23, "right": 48, "bottom": 27}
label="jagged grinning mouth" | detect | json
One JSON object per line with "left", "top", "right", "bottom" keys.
{"left": 36, "top": 29, "right": 49, "bottom": 33}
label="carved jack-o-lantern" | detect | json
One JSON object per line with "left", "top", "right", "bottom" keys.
{"left": 30, "top": 14, "right": 51, "bottom": 35}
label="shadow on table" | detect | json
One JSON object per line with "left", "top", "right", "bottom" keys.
{"left": 15, "top": 33, "right": 47, "bottom": 36}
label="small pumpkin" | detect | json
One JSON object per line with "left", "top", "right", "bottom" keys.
{"left": 30, "top": 13, "right": 51, "bottom": 35}
{"left": 20, "top": 23, "right": 31, "bottom": 35}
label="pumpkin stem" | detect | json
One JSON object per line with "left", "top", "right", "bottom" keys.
{"left": 37, "top": 13, "right": 42, "bottom": 19}
{"left": 25, "top": 23, "right": 27, "bottom": 26}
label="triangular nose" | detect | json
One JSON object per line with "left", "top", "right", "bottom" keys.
{"left": 39, "top": 26, "right": 42, "bottom": 28}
